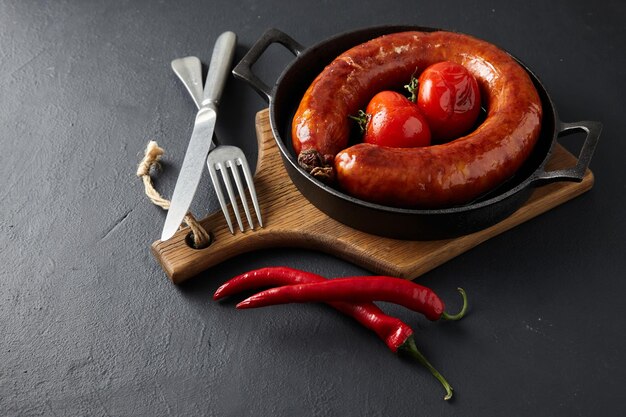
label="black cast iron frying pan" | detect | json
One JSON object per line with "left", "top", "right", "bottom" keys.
{"left": 232, "top": 26, "right": 601, "bottom": 240}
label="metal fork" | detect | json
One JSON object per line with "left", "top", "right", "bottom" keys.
{"left": 172, "top": 56, "right": 263, "bottom": 233}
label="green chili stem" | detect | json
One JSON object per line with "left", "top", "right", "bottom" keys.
{"left": 441, "top": 287, "right": 468, "bottom": 321}
{"left": 399, "top": 336, "right": 453, "bottom": 401}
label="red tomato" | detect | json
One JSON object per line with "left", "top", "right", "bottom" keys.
{"left": 361, "top": 91, "right": 431, "bottom": 148}
{"left": 417, "top": 61, "right": 481, "bottom": 142}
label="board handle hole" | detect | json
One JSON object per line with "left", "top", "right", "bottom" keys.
{"left": 185, "top": 231, "right": 213, "bottom": 250}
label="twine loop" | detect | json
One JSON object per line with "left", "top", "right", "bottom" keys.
{"left": 136, "top": 141, "right": 210, "bottom": 248}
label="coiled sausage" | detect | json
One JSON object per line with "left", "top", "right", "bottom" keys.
{"left": 291, "top": 31, "right": 542, "bottom": 208}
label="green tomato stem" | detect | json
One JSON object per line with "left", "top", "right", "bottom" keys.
{"left": 404, "top": 75, "right": 419, "bottom": 103}
{"left": 348, "top": 110, "right": 370, "bottom": 133}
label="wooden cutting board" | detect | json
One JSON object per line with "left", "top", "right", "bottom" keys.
{"left": 152, "top": 109, "right": 594, "bottom": 284}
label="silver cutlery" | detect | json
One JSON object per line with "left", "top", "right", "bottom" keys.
{"left": 161, "top": 31, "right": 237, "bottom": 241}
{"left": 169, "top": 50, "right": 262, "bottom": 235}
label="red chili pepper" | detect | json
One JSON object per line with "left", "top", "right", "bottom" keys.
{"left": 215, "top": 267, "right": 411, "bottom": 352}
{"left": 215, "top": 267, "right": 467, "bottom": 400}
{"left": 236, "top": 276, "right": 467, "bottom": 322}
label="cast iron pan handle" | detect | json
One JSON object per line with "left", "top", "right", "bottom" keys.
{"left": 232, "top": 28, "right": 305, "bottom": 102}
{"left": 531, "top": 120, "right": 602, "bottom": 185}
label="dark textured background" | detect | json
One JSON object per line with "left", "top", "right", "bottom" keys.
{"left": 1, "top": 0, "right": 625, "bottom": 415}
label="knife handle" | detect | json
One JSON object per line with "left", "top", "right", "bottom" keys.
{"left": 202, "top": 31, "right": 237, "bottom": 108}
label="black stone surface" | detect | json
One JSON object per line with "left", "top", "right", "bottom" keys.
{"left": 2, "top": 0, "right": 625, "bottom": 415}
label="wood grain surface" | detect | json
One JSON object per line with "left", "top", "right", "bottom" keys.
{"left": 151, "top": 109, "right": 594, "bottom": 283}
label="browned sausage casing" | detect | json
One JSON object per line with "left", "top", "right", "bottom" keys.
{"left": 291, "top": 31, "right": 542, "bottom": 208}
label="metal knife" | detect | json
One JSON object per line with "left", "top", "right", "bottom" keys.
{"left": 161, "top": 31, "right": 237, "bottom": 241}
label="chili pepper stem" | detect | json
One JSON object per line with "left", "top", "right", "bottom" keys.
{"left": 441, "top": 287, "right": 468, "bottom": 321}
{"left": 399, "top": 336, "right": 453, "bottom": 401}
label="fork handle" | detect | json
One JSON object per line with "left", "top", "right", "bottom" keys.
{"left": 171, "top": 56, "right": 204, "bottom": 109}
{"left": 202, "top": 31, "right": 237, "bottom": 108}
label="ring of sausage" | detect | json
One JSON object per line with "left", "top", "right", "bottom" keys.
{"left": 291, "top": 31, "right": 542, "bottom": 208}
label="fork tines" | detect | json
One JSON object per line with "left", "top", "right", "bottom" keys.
{"left": 206, "top": 145, "right": 262, "bottom": 234}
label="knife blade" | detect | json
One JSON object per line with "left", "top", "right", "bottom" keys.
{"left": 161, "top": 31, "right": 237, "bottom": 241}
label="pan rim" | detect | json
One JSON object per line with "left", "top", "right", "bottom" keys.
{"left": 268, "top": 25, "right": 559, "bottom": 216}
